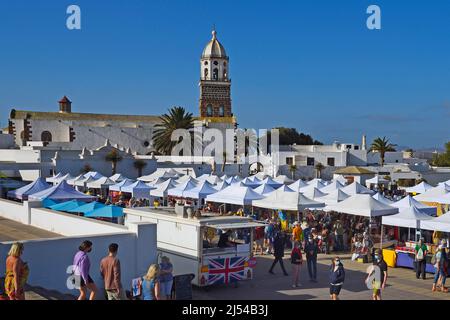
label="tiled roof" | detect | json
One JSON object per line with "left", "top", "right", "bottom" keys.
{"left": 334, "top": 166, "right": 375, "bottom": 175}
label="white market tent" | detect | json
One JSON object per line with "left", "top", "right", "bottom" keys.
{"left": 7, "top": 178, "right": 51, "bottom": 201}
{"left": 28, "top": 181, "right": 96, "bottom": 202}
{"left": 365, "top": 175, "right": 390, "bottom": 188}
{"left": 276, "top": 185, "right": 296, "bottom": 193}
{"left": 288, "top": 179, "right": 308, "bottom": 192}
{"left": 260, "top": 177, "right": 283, "bottom": 188}
{"left": 421, "top": 212, "right": 450, "bottom": 232}
{"left": 67, "top": 175, "right": 84, "bottom": 186}
{"left": 320, "top": 189, "right": 350, "bottom": 205}
{"left": 414, "top": 184, "right": 450, "bottom": 203}
{"left": 241, "top": 177, "right": 263, "bottom": 188}
{"left": 138, "top": 169, "right": 180, "bottom": 182}
{"left": 168, "top": 180, "right": 198, "bottom": 197}
{"left": 301, "top": 186, "right": 327, "bottom": 200}
{"left": 382, "top": 206, "right": 434, "bottom": 229}
{"left": 333, "top": 176, "right": 348, "bottom": 185}
{"left": 148, "top": 177, "right": 169, "bottom": 186}
{"left": 46, "top": 173, "right": 63, "bottom": 184}
{"left": 181, "top": 181, "right": 218, "bottom": 200}
{"left": 320, "top": 180, "right": 344, "bottom": 194}
{"left": 214, "top": 180, "right": 230, "bottom": 191}
{"left": 53, "top": 173, "right": 74, "bottom": 185}
{"left": 86, "top": 177, "right": 116, "bottom": 189}
{"left": 109, "top": 178, "right": 135, "bottom": 192}
{"left": 307, "top": 179, "right": 326, "bottom": 189}
{"left": 109, "top": 174, "right": 128, "bottom": 183}
{"left": 121, "top": 181, "right": 155, "bottom": 199}
{"left": 252, "top": 188, "right": 325, "bottom": 211}
{"left": 83, "top": 172, "right": 104, "bottom": 180}
{"left": 225, "top": 176, "right": 242, "bottom": 184}
{"left": 324, "top": 194, "right": 398, "bottom": 218}
{"left": 150, "top": 179, "right": 179, "bottom": 198}
{"left": 429, "top": 193, "right": 450, "bottom": 205}
{"left": 393, "top": 195, "right": 437, "bottom": 216}
{"left": 175, "top": 176, "right": 200, "bottom": 186}
{"left": 405, "top": 181, "right": 433, "bottom": 194}
{"left": 372, "top": 193, "right": 395, "bottom": 205}
{"left": 75, "top": 176, "right": 96, "bottom": 188}
{"left": 253, "top": 183, "right": 276, "bottom": 195}
{"left": 206, "top": 184, "right": 264, "bottom": 206}
{"left": 340, "top": 181, "right": 375, "bottom": 196}
{"left": 273, "top": 175, "right": 294, "bottom": 185}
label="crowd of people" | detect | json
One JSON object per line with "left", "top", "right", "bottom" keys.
{"left": 1, "top": 241, "right": 174, "bottom": 301}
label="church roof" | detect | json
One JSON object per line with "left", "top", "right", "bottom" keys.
{"left": 202, "top": 30, "right": 227, "bottom": 59}
{"left": 10, "top": 109, "right": 161, "bottom": 123}
{"left": 334, "top": 166, "right": 375, "bottom": 175}
{"left": 59, "top": 96, "right": 72, "bottom": 103}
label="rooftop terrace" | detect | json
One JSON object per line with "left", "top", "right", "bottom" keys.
{"left": 0, "top": 216, "right": 61, "bottom": 242}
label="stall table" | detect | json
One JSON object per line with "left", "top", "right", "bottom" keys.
{"left": 395, "top": 246, "right": 435, "bottom": 274}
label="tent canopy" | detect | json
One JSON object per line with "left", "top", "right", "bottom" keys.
{"left": 49, "top": 200, "right": 88, "bottom": 212}
{"left": 320, "top": 189, "right": 350, "bottom": 205}
{"left": 324, "top": 194, "right": 398, "bottom": 218}
{"left": 340, "top": 181, "right": 375, "bottom": 196}
{"left": 206, "top": 184, "right": 264, "bottom": 206}
{"left": 150, "top": 179, "right": 178, "bottom": 198}
{"left": 306, "top": 179, "right": 326, "bottom": 189}
{"left": 109, "top": 179, "right": 135, "bottom": 192}
{"left": 288, "top": 179, "right": 308, "bottom": 192}
{"left": 28, "top": 181, "right": 96, "bottom": 202}
{"left": 414, "top": 184, "right": 450, "bottom": 203}
{"left": 259, "top": 177, "right": 283, "bottom": 188}
{"left": 87, "top": 177, "right": 116, "bottom": 189}
{"left": 366, "top": 175, "right": 390, "bottom": 185}
{"left": 83, "top": 171, "right": 105, "bottom": 179}
{"left": 273, "top": 175, "right": 294, "bottom": 184}
{"left": 168, "top": 180, "right": 198, "bottom": 197}
{"left": 67, "top": 201, "right": 106, "bottom": 214}
{"left": 182, "top": 181, "right": 218, "bottom": 199}
{"left": 382, "top": 206, "right": 434, "bottom": 229}
{"left": 405, "top": 181, "right": 433, "bottom": 194}
{"left": 7, "top": 178, "right": 51, "bottom": 200}
{"left": 252, "top": 188, "right": 325, "bottom": 211}
{"left": 253, "top": 183, "right": 276, "bottom": 195}
{"left": 393, "top": 195, "right": 437, "bottom": 216}
{"left": 121, "top": 181, "right": 154, "bottom": 199}
{"left": 84, "top": 205, "right": 124, "bottom": 218}
{"left": 109, "top": 174, "right": 128, "bottom": 183}
{"left": 372, "top": 193, "right": 395, "bottom": 205}
{"left": 320, "top": 180, "right": 344, "bottom": 194}
{"left": 301, "top": 186, "right": 327, "bottom": 200}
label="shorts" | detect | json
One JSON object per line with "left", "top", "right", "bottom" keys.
{"left": 330, "top": 285, "right": 342, "bottom": 295}
{"left": 80, "top": 275, "right": 94, "bottom": 287}
{"left": 160, "top": 280, "right": 173, "bottom": 297}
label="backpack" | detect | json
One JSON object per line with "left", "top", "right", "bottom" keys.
{"left": 416, "top": 248, "right": 424, "bottom": 261}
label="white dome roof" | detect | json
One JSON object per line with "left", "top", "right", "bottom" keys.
{"left": 202, "top": 30, "right": 227, "bottom": 59}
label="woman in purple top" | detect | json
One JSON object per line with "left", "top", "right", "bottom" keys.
{"left": 73, "top": 240, "right": 97, "bottom": 300}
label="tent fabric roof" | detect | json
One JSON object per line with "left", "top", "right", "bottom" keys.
{"left": 75, "top": 176, "right": 96, "bottom": 187}
{"left": 320, "top": 181, "right": 344, "bottom": 194}
{"left": 320, "top": 189, "right": 350, "bottom": 205}
{"left": 288, "top": 179, "right": 308, "bottom": 192}
{"left": 83, "top": 172, "right": 104, "bottom": 180}
{"left": 150, "top": 179, "right": 178, "bottom": 197}
{"left": 252, "top": 188, "right": 325, "bottom": 211}
{"left": 54, "top": 173, "right": 74, "bottom": 185}
{"left": 253, "top": 183, "right": 276, "bottom": 195}
{"left": 241, "top": 177, "right": 263, "bottom": 187}
{"left": 67, "top": 175, "right": 85, "bottom": 186}
{"left": 121, "top": 181, "right": 154, "bottom": 198}
{"left": 67, "top": 201, "right": 106, "bottom": 213}
{"left": 7, "top": 178, "right": 51, "bottom": 200}
{"left": 372, "top": 193, "right": 395, "bottom": 205}
{"left": 181, "top": 181, "right": 218, "bottom": 199}
{"left": 324, "top": 194, "right": 398, "bottom": 218}
{"left": 84, "top": 205, "right": 124, "bottom": 218}
{"left": 306, "top": 179, "right": 326, "bottom": 189}
{"left": 46, "top": 173, "right": 62, "bottom": 183}
{"left": 214, "top": 180, "right": 230, "bottom": 191}
{"left": 382, "top": 206, "right": 434, "bottom": 229}
{"left": 206, "top": 184, "right": 264, "bottom": 206}
{"left": 168, "top": 180, "right": 198, "bottom": 197}
{"left": 273, "top": 175, "right": 294, "bottom": 184}
{"left": 414, "top": 184, "right": 450, "bottom": 203}
{"left": 109, "top": 179, "right": 135, "bottom": 192}
{"left": 334, "top": 166, "right": 375, "bottom": 175}
{"left": 109, "top": 174, "right": 128, "bottom": 182}
{"left": 260, "top": 177, "right": 283, "bottom": 188}
{"left": 301, "top": 186, "right": 327, "bottom": 199}
{"left": 405, "top": 181, "right": 433, "bottom": 194}
{"left": 29, "top": 181, "right": 95, "bottom": 202}
{"left": 366, "top": 175, "right": 390, "bottom": 184}
{"left": 86, "top": 177, "right": 116, "bottom": 189}
{"left": 393, "top": 195, "right": 437, "bottom": 215}
{"left": 49, "top": 200, "right": 87, "bottom": 212}
{"left": 340, "top": 182, "right": 375, "bottom": 195}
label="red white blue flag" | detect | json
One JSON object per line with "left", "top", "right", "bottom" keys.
{"left": 207, "top": 256, "right": 246, "bottom": 285}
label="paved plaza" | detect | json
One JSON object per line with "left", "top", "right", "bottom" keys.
{"left": 15, "top": 252, "right": 450, "bottom": 300}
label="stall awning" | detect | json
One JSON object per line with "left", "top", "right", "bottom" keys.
{"left": 205, "top": 222, "right": 266, "bottom": 230}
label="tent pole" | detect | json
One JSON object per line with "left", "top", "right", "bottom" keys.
{"left": 380, "top": 224, "right": 383, "bottom": 250}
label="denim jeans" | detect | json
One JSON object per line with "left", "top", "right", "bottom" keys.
{"left": 433, "top": 268, "right": 447, "bottom": 285}
{"left": 307, "top": 257, "right": 317, "bottom": 280}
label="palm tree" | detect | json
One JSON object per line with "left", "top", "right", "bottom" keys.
{"left": 0, "top": 171, "right": 7, "bottom": 179}
{"left": 105, "top": 149, "right": 123, "bottom": 175}
{"left": 152, "top": 106, "right": 194, "bottom": 155}
{"left": 133, "top": 160, "right": 147, "bottom": 177}
{"left": 369, "top": 137, "right": 397, "bottom": 167}
{"left": 315, "top": 162, "right": 325, "bottom": 179}
{"left": 288, "top": 164, "right": 297, "bottom": 180}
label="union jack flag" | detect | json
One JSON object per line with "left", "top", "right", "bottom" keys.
{"left": 207, "top": 256, "right": 246, "bottom": 285}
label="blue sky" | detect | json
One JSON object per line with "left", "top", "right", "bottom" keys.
{"left": 0, "top": 0, "right": 449, "bottom": 149}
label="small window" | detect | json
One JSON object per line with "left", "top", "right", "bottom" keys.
{"left": 219, "top": 106, "right": 225, "bottom": 117}
{"left": 307, "top": 157, "right": 315, "bottom": 166}
{"left": 223, "top": 62, "right": 227, "bottom": 67}
{"left": 213, "top": 68, "right": 218, "bottom": 80}
{"left": 354, "top": 146, "right": 359, "bottom": 150}
{"left": 346, "top": 145, "right": 352, "bottom": 149}
{"left": 213, "top": 61, "right": 218, "bottom": 66}
{"left": 143, "top": 141, "right": 150, "bottom": 147}
{"left": 223, "top": 69, "right": 227, "bottom": 79}
{"left": 286, "top": 157, "right": 294, "bottom": 165}
{"left": 327, "top": 157, "right": 335, "bottom": 166}
{"left": 204, "top": 61, "right": 208, "bottom": 65}
{"left": 204, "top": 68, "right": 209, "bottom": 78}
{"left": 206, "top": 105, "right": 213, "bottom": 116}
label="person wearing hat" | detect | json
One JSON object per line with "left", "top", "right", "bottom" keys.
{"left": 432, "top": 241, "right": 449, "bottom": 292}
{"left": 414, "top": 238, "right": 428, "bottom": 280}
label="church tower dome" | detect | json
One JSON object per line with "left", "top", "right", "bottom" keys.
{"left": 199, "top": 29, "right": 232, "bottom": 118}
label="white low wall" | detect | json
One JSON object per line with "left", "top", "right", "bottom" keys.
{"left": 0, "top": 222, "right": 157, "bottom": 296}
{"left": 0, "top": 199, "right": 29, "bottom": 224}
